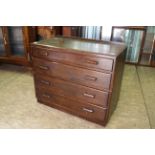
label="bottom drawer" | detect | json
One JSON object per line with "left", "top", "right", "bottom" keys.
{"left": 36, "top": 88, "right": 108, "bottom": 126}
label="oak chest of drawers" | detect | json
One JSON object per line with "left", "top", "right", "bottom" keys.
{"left": 31, "top": 37, "right": 126, "bottom": 126}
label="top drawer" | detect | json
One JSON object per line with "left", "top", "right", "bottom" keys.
{"left": 31, "top": 46, "right": 114, "bottom": 72}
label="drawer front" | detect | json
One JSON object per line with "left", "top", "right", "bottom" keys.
{"left": 33, "top": 58, "right": 111, "bottom": 91}
{"left": 34, "top": 75, "right": 109, "bottom": 107}
{"left": 31, "top": 46, "right": 114, "bottom": 72}
{"left": 36, "top": 88, "right": 107, "bottom": 125}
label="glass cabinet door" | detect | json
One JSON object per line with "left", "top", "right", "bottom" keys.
{"left": 70, "top": 26, "right": 102, "bottom": 40}
{"left": 0, "top": 27, "right": 5, "bottom": 56}
{"left": 7, "top": 26, "right": 25, "bottom": 57}
{"left": 112, "top": 28, "right": 144, "bottom": 63}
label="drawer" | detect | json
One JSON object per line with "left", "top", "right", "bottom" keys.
{"left": 34, "top": 75, "right": 109, "bottom": 107}
{"left": 33, "top": 58, "right": 111, "bottom": 91}
{"left": 31, "top": 46, "right": 114, "bottom": 72}
{"left": 36, "top": 88, "right": 108, "bottom": 125}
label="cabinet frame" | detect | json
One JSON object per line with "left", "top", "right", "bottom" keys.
{"left": 110, "top": 26, "right": 147, "bottom": 65}
{"left": 0, "top": 26, "right": 36, "bottom": 66}
{"left": 139, "top": 32, "right": 155, "bottom": 67}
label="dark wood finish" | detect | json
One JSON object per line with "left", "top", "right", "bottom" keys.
{"left": 33, "top": 58, "right": 112, "bottom": 91}
{"left": 2, "top": 27, "right": 11, "bottom": 57}
{"left": 0, "top": 56, "right": 29, "bottom": 65}
{"left": 31, "top": 46, "right": 114, "bottom": 72}
{"left": 62, "top": 27, "right": 72, "bottom": 37}
{"left": 105, "top": 51, "right": 126, "bottom": 124}
{"left": 137, "top": 29, "right": 147, "bottom": 64}
{"left": 31, "top": 37, "right": 126, "bottom": 126}
{"left": 0, "top": 26, "right": 36, "bottom": 66}
{"left": 37, "top": 88, "right": 108, "bottom": 125}
{"left": 54, "top": 27, "right": 62, "bottom": 36}
{"left": 34, "top": 75, "right": 109, "bottom": 107}
{"left": 32, "top": 36, "right": 126, "bottom": 57}
{"left": 111, "top": 26, "right": 147, "bottom": 31}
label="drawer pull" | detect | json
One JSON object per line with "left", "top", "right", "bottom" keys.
{"left": 39, "top": 65, "right": 49, "bottom": 70}
{"left": 83, "top": 92, "right": 95, "bottom": 98}
{"left": 84, "top": 75, "right": 97, "bottom": 81}
{"left": 82, "top": 107, "right": 94, "bottom": 113}
{"left": 42, "top": 93, "right": 50, "bottom": 98}
{"left": 40, "top": 80, "right": 50, "bottom": 85}
{"left": 85, "top": 59, "right": 98, "bottom": 65}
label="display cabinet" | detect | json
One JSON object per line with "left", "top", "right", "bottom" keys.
{"left": 139, "top": 26, "right": 155, "bottom": 66}
{"left": 0, "top": 26, "right": 36, "bottom": 66}
{"left": 0, "top": 27, "right": 5, "bottom": 56}
{"left": 110, "top": 26, "right": 146, "bottom": 64}
{"left": 7, "top": 27, "right": 25, "bottom": 56}
{"left": 62, "top": 26, "right": 102, "bottom": 40}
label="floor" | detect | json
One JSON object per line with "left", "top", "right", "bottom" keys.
{"left": 0, "top": 63, "right": 154, "bottom": 128}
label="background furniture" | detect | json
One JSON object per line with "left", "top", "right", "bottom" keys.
{"left": 58, "top": 26, "right": 155, "bottom": 67}
{"left": 36, "top": 26, "right": 62, "bottom": 41}
{"left": 31, "top": 37, "right": 126, "bottom": 126}
{"left": 111, "top": 26, "right": 155, "bottom": 67}
{"left": 2, "top": 26, "right": 151, "bottom": 67}
{"left": 0, "top": 26, "right": 36, "bottom": 66}
{"left": 62, "top": 26, "right": 102, "bottom": 40}
{"left": 110, "top": 26, "right": 147, "bottom": 64}
{"left": 139, "top": 27, "right": 155, "bottom": 66}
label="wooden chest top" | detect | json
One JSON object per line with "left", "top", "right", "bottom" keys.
{"left": 32, "top": 37, "right": 126, "bottom": 57}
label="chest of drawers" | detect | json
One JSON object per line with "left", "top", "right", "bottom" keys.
{"left": 31, "top": 37, "right": 126, "bottom": 126}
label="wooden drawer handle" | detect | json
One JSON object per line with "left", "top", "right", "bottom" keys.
{"left": 85, "top": 59, "right": 98, "bottom": 65}
{"left": 39, "top": 65, "right": 49, "bottom": 70}
{"left": 84, "top": 75, "right": 97, "bottom": 81}
{"left": 83, "top": 92, "right": 95, "bottom": 98}
{"left": 82, "top": 107, "right": 94, "bottom": 113}
{"left": 42, "top": 93, "right": 50, "bottom": 98}
{"left": 40, "top": 80, "right": 50, "bottom": 85}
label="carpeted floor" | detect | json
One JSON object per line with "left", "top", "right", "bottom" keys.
{"left": 0, "top": 63, "right": 154, "bottom": 128}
